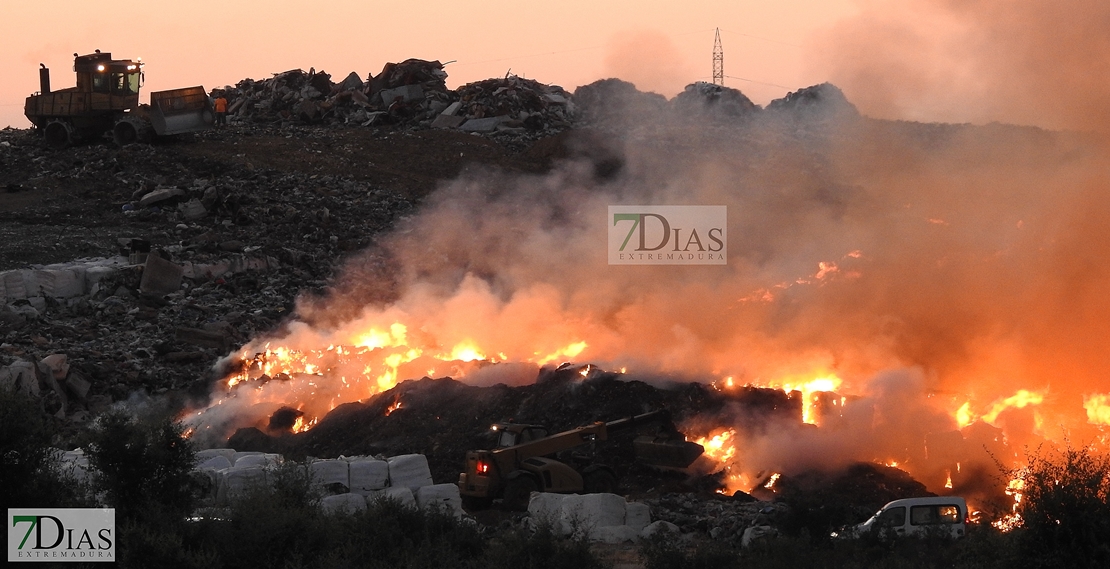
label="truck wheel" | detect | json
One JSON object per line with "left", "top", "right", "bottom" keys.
{"left": 503, "top": 476, "right": 538, "bottom": 511}
{"left": 583, "top": 470, "right": 618, "bottom": 494}
{"left": 44, "top": 121, "right": 72, "bottom": 149}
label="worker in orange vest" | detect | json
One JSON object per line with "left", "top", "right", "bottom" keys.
{"left": 213, "top": 94, "right": 228, "bottom": 127}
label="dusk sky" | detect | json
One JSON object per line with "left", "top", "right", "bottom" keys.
{"left": 4, "top": 1, "right": 1109, "bottom": 132}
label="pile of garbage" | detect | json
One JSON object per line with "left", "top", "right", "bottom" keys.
{"left": 217, "top": 59, "right": 574, "bottom": 139}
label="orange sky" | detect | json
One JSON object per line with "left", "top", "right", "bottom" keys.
{"left": 3, "top": 1, "right": 856, "bottom": 129}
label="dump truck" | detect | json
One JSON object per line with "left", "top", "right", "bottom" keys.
{"left": 458, "top": 409, "right": 705, "bottom": 510}
{"left": 24, "top": 50, "right": 214, "bottom": 148}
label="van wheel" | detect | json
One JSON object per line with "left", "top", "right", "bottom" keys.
{"left": 503, "top": 476, "right": 538, "bottom": 511}
{"left": 583, "top": 470, "right": 617, "bottom": 494}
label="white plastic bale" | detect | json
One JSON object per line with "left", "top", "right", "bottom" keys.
{"left": 527, "top": 492, "right": 568, "bottom": 526}
{"left": 217, "top": 465, "right": 268, "bottom": 504}
{"left": 641, "top": 520, "right": 680, "bottom": 539}
{"left": 234, "top": 453, "right": 281, "bottom": 468}
{"left": 347, "top": 457, "right": 389, "bottom": 495}
{"left": 415, "top": 483, "right": 464, "bottom": 518}
{"left": 321, "top": 493, "right": 367, "bottom": 515}
{"left": 625, "top": 502, "right": 652, "bottom": 531}
{"left": 196, "top": 448, "right": 237, "bottom": 462}
{"left": 232, "top": 451, "right": 263, "bottom": 464}
{"left": 195, "top": 455, "right": 232, "bottom": 471}
{"left": 386, "top": 454, "right": 434, "bottom": 490}
{"left": 574, "top": 493, "right": 628, "bottom": 528}
{"left": 369, "top": 486, "right": 417, "bottom": 510}
{"left": 593, "top": 525, "right": 641, "bottom": 544}
{"left": 309, "top": 459, "right": 351, "bottom": 493}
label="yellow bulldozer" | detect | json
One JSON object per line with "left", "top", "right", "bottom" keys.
{"left": 458, "top": 409, "right": 705, "bottom": 510}
{"left": 24, "top": 50, "right": 214, "bottom": 148}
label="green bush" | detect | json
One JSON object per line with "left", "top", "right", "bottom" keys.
{"left": 1004, "top": 444, "right": 1110, "bottom": 568}
{"left": 81, "top": 411, "right": 197, "bottom": 525}
{"left": 0, "top": 387, "right": 90, "bottom": 508}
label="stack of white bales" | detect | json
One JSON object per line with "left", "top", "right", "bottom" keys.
{"left": 191, "top": 450, "right": 463, "bottom": 518}
{"left": 527, "top": 492, "right": 678, "bottom": 544}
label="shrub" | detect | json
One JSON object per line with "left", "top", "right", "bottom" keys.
{"left": 81, "top": 411, "right": 197, "bottom": 525}
{"left": 1004, "top": 444, "right": 1110, "bottom": 568}
{"left": 0, "top": 387, "right": 90, "bottom": 508}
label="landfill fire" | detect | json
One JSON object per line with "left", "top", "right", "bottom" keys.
{"left": 184, "top": 81, "right": 1110, "bottom": 524}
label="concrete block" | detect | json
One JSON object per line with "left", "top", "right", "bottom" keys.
{"left": 380, "top": 84, "right": 424, "bottom": 104}
{"left": 140, "top": 254, "right": 184, "bottom": 295}
{"left": 431, "top": 114, "right": 466, "bottom": 129}
{"left": 441, "top": 101, "right": 462, "bottom": 116}
{"left": 459, "top": 116, "right": 506, "bottom": 132}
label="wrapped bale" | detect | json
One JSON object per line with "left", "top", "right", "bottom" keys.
{"left": 369, "top": 486, "right": 416, "bottom": 510}
{"left": 593, "top": 525, "right": 641, "bottom": 544}
{"left": 309, "top": 459, "right": 350, "bottom": 494}
{"left": 196, "top": 448, "right": 236, "bottom": 463}
{"left": 415, "top": 483, "right": 464, "bottom": 518}
{"left": 196, "top": 455, "right": 232, "bottom": 471}
{"left": 641, "top": 520, "right": 680, "bottom": 539}
{"left": 560, "top": 493, "right": 627, "bottom": 539}
{"left": 387, "top": 454, "right": 433, "bottom": 490}
{"left": 235, "top": 453, "right": 281, "bottom": 468}
{"left": 625, "top": 502, "right": 652, "bottom": 531}
{"left": 527, "top": 492, "right": 568, "bottom": 528}
{"left": 347, "top": 457, "right": 389, "bottom": 495}
{"left": 217, "top": 465, "right": 268, "bottom": 504}
{"left": 321, "top": 493, "right": 367, "bottom": 515}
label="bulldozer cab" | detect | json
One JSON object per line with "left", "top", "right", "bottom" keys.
{"left": 493, "top": 424, "right": 548, "bottom": 448}
{"left": 73, "top": 52, "right": 142, "bottom": 106}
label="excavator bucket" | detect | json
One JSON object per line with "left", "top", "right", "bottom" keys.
{"left": 633, "top": 435, "right": 705, "bottom": 469}
{"left": 148, "top": 86, "right": 214, "bottom": 136}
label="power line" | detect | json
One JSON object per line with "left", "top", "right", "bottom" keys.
{"left": 725, "top": 75, "right": 790, "bottom": 89}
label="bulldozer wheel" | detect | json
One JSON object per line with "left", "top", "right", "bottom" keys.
{"left": 583, "top": 469, "right": 618, "bottom": 494}
{"left": 503, "top": 475, "right": 538, "bottom": 511}
{"left": 113, "top": 120, "right": 138, "bottom": 146}
{"left": 44, "top": 121, "right": 72, "bottom": 149}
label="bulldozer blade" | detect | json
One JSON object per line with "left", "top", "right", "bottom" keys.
{"left": 148, "top": 86, "right": 214, "bottom": 136}
{"left": 633, "top": 435, "right": 705, "bottom": 469}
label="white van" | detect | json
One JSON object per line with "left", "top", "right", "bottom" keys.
{"left": 848, "top": 496, "right": 969, "bottom": 539}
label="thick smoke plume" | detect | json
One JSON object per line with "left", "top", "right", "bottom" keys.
{"left": 191, "top": 88, "right": 1110, "bottom": 501}
{"left": 814, "top": 0, "right": 1110, "bottom": 132}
